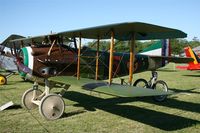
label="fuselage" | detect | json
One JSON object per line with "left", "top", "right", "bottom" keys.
{"left": 18, "top": 45, "right": 164, "bottom": 80}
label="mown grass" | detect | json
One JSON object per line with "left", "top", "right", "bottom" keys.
{"left": 0, "top": 63, "right": 199, "bottom": 133}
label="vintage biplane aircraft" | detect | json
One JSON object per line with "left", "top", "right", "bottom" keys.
{"left": 9, "top": 22, "right": 193, "bottom": 120}
{"left": 0, "top": 34, "right": 25, "bottom": 85}
{"left": 176, "top": 46, "right": 200, "bottom": 70}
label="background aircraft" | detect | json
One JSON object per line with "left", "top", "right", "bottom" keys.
{"left": 9, "top": 22, "right": 193, "bottom": 120}
{"left": 0, "top": 34, "right": 25, "bottom": 85}
{"left": 194, "top": 46, "right": 200, "bottom": 57}
{"left": 176, "top": 46, "right": 200, "bottom": 70}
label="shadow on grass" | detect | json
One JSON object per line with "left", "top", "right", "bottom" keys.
{"left": 0, "top": 87, "right": 18, "bottom": 91}
{"left": 157, "top": 69, "right": 178, "bottom": 72}
{"left": 62, "top": 91, "right": 200, "bottom": 131}
{"left": 7, "top": 104, "right": 22, "bottom": 110}
{"left": 6, "top": 80, "right": 28, "bottom": 85}
{"left": 183, "top": 74, "right": 200, "bottom": 77}
{"left": 139, "top": 98, "right": 200, "bottom": 114}
{"left": 169, "top": 88, "right": 200, "bottom": 94}
{"left": 62, "top": 109, "right": 87, "bottom": 118}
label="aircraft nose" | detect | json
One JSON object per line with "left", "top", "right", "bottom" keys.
{"left": 17, "top": 47, "right": 33, "bottom": 77}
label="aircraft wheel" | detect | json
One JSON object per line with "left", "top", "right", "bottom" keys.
{"left": 39, "top": 94, "right": 65, "bottom": 120}
{"left": 152, "top": 80, "right": 168, "bottom": 102}
{"left": 0, "top": 74, "right": 7, "bottom": 85}
{"left": 22, "top": 88, "right": 43, "bottom": 109}
{"left": 133, "top": 78, "right": 148, "bottom": 88}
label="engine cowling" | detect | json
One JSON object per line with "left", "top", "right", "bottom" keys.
{"left": 18, "top": 46, "right": 77, "bottom": 79}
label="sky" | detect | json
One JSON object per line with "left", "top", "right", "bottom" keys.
{"left": 0, "top": 0, "right": 199, "bottom": 43}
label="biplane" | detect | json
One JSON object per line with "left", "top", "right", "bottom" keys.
{"left": 0, "top": 34, "right": 25, "bottom": 85}
{"left": 9, "top": 22, "right": 193, "bottom": 120}
{"left": 176, "top": 46, "right": 200, "bottom": 70}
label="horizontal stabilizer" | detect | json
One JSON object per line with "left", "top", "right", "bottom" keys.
{"left": 150, "top": 56, "right": 194, "bottom": 63}
{"left": 176, "top": 65, "right": 188, "bottom": 70}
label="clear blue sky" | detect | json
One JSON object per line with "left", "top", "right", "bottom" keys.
{"left": 0, "top": 0, "right": 199, "bottom": 42}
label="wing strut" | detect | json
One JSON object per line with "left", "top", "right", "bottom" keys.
{"left": 108, "top": 31, "right": 115, "bottom": 85}
{"left": 129, "top": 33, "right": 135, "bottom": 85}
{"left": 77, "top": 34, "right": 81, "bottom": 80}
{"left": 95, "top": 36, "right": 100, "bottom": 80}
{"left": 47, "top": 40, "right": 56, "bottom": 56}
{"left": 20, "top": 40, "right": 24, "bottom": 48}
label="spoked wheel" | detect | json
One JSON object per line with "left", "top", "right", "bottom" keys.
{"left": 0, "top": 74, "right": 7, "bottom": 85}
{"left": 39, "top": 94, "right": 65, "bottom": 120}
{"left": 133, "top": 78, "right": 148, "bottom": 88}
{"left": 22, "top": 88, "right": 43, "bottom": 109}
{"left": 152, "top": 80, "right": 168, "bottom": 102}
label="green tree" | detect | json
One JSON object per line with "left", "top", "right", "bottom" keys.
{"left": 188, "top": 37, "right": 200, "bottom": 48}
{"left": 86, "top": 38, "right": 200, "bottom": 55}
{"left": 170, "top": 39, "right": 188, "bottom": 55}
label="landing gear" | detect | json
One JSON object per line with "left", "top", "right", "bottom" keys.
{"left": 21, "top": 80, "right": 67, "bottom": 120}
{"left": 0, "top": 74, "right": 7, "bottom": 85}
{"left": 133, "top": 78, "right": 148, "bottom": 88}
{"left": 152, "top": 80, "right": 168, "bottom": 102}
{"left": 133, "top": 71, "right": 168, "bottom": 102}
{"left": 22, "top": 88, "right": 43, "bottom": 109}
{"left": 39, "top": 94, "right": 65, "bottom": 120}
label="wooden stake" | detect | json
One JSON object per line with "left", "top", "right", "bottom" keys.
{"left": 108, "top": 31, "right": 114, "bottom": 85}
{"left": 95, "top": 37, "right": 100, "bottom": 80}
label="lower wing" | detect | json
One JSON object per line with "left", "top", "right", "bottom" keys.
{"left": 49, "top": 76, "right": 173, "bottom": 97}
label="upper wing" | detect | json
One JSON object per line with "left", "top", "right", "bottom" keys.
{"left": 49, "top": 76, "right": 173, "bottom": 97}
{"left": 59, "top": 22, "right": 187, "bottom": 40}
{"left": 10, "top": 22, "right": 187, "bottom": 43}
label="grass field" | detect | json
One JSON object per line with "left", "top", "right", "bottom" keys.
{"left": 0, "top": 63, "right": 199, "bottom": 133}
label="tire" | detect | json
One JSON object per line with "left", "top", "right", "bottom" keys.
{"left": 152, "top": 80, "right": 168, "bottom": 102}
{"left": 39, "top": 94, "right": 65, "bottom": 120}
{"left": 0, "top": 74, "right": 7, "bottom": 85}
{"left": 133, "top": 78, "right": 148, "bottom": 88}
{"left": 22, "top": 88, "right": 43, "bottom": 109}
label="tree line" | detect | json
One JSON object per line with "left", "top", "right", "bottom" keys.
{"left": 86, "top": 38, "right": 200, "bottom": 55}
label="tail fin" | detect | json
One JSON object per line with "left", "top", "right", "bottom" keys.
{"left": 140, "top": 39, "right": 171, "bottom": 57}
{"left": 139, "top": 39, "right": 171, "bottom": 67}
{"left": 161, "top": 39, "right": 171, "bottom": 57}
{"left": 161, "top": 39, "right": 171, "bottom": 66}
{"left": 184, "top": 46, "right": 200, "bottom": 65}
